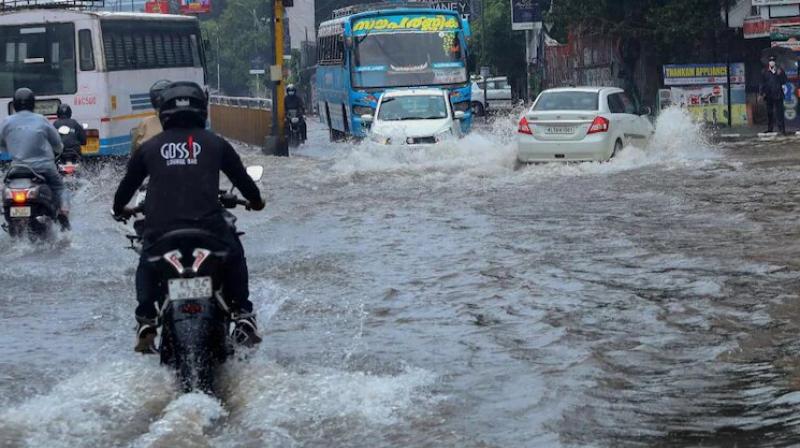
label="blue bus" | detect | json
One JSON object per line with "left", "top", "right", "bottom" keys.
{"left": 316, "top": 6, "right": 472, "bottom": 140}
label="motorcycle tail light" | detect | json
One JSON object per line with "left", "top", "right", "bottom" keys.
{"left": 11, "top": 189, "right": 28, "bottom": 204}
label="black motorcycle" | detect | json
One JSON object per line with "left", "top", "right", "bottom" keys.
{"left": 123, "top": 166, "right": 263, "bottom": 394}
{"left": 286, "top": 109, "right": 305, "bottom": 148}
{"left": 2, "top": 166, "right": 57, "bottom": 239}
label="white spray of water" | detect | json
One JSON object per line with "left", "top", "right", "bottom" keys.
{"left": 132, "top": 393, "right": 227, "bottom": 448}
{"left": 307, "top": 106, "right": 717, "bottom": 182}
{"left": 0, "top": 360, "right": 176, "bottom": 448}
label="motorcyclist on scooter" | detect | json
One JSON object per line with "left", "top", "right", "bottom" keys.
{"left": 53, "top": 104, "right": 86, "bottom": 164}
{"left": 112, "top": 81, "right": 266, "bottom": 353}
{"left": 131, "top": 79, "right": 170, "bottom": 154}
{"left": 284, "top": 84, "right": 307, "bottom": 141}
{"left": 0, "top": 88, "right": 70, "bottom": 231}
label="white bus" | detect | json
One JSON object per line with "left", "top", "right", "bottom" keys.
{"left": 0, "top": 9, "right": 207, "bottom": 160}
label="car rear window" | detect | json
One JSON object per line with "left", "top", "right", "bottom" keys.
{"left": 533, "top": 92, "right": 599, "bottom": 111}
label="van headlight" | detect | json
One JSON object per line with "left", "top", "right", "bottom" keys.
{"left": 370, "top": 134, "right": 391, "bottom": 145}
{"left": 434, "top": 129, "right": 454, "bottom": 142}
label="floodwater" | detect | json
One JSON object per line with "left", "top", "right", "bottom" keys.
{"left": 3, "top": 108, "right": 800, "bottom": 447}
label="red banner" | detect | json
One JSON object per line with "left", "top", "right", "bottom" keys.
{"left": 144, "top": 1, "right": 169, "bottom": 13}
{"left": 179, "top": 0, "right": 211, "bottom": 14}
{"left": 744, "top": 16, "right": 800, "bottom": 39}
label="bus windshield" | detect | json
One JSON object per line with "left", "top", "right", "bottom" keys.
{"left": 0, "top": 23, "right": 76, "bottom": 97}
{"left": 352, "top": 31, "right": 466, "bottom": 88}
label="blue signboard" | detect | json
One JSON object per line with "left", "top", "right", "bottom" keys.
{"left": 511, "top": 0, "right": 549, "bottom": 30}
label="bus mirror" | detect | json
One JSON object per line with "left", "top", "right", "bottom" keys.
{"left": 361, "top": 114, "right": 373, "bottom": 125}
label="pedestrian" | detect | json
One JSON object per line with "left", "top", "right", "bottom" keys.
{"left": 760, "top": 56, "right": 789, "bottom": 134}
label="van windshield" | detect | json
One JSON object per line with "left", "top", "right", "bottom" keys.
{"left": 0, "top": 23, "right": 77, "bottom": 97}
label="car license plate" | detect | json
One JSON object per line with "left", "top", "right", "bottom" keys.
{"left": 168, "top": 277, "right": 212, "bottom": 300}
{"left": 10, "top": 206, "right": 31, "bottom": 218}
{"left": 546, "top": 126, "right": 575, "bottom": 135}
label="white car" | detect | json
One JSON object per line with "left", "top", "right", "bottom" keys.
{"left": 362, "top": 88, "right": 464, "bottom": 145}
{"left": 517, "top": 87, "right": 654, "bottom": 163}
{"left": 471, "top": 76, "right": 513, "bottom": 116}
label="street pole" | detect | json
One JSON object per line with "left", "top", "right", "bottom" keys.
{"left": 481, "top": 0, "right": 487, "bottom": 121}
{"left": 217, "top": 32, "right": 221, "bottom": 93}
{"left": 725, "top": 0, "right": 732, "bottom": 128}
{"left": 265, "top": 0, "right": 288, "bottom": 156}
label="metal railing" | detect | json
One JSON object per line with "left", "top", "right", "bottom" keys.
{"left": 209, "top": 95, "right": 272, "bottom": 111}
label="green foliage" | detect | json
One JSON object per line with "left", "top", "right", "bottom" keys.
{"left": 202, "top": 0, "right": 272, "bottom": 95}
{"left": 548, "top": 0, "right": 737, "bottom": 57}
{"left": 471, "top": 0, "right": 527, "bottom": 83}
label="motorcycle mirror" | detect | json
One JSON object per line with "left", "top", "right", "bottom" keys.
{"left": 58, "top": 125, "right": 71, "bottom": 135}
{"left": 246, "top": 165, "right": 264, "bottom": 181}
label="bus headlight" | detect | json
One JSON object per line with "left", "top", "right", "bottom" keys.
{"left": 353, "top": 105, "right": 374, "bottom": 116}
{"left": 452, "top": 102, "right": 470, "bottom": 113}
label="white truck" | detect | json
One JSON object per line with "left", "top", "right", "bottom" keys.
{"left": 470, "top": 76, "right": 513, "bottom": 116}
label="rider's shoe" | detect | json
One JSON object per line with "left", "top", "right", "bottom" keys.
{"left": 232, "top": 314, "right": 262, "bottom": 347}
{"left": 134, "top": 318, "right": 158, "bottom": 354}
{"left": 57, "top": 213, "right": 71, "bottom": 232}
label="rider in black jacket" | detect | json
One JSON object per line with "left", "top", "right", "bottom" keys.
{"left": 112, "top": 81, "right": 266, "bottom": 353}
{"left": 284, "top": 84, "right": 307, "bottom": 141}
{"left": 53, "top": 104, "right": 87, "bottom": 163}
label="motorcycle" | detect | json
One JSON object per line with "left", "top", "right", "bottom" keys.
{"left": 56, "top": 126, "right": 81, "bottom": 180}
{"left": 2, "top": 165, "right": 57, "bottom": 239}
{"left": 286, "top": 109, "right": 305, "bottom": 148}
{"left": 122, "top": 165, "right": 264, "bottom": 394}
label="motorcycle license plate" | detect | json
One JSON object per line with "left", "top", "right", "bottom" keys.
{"left": 168, "top": 277, "right": 212, "bottom": 300}
{"left": 10, "top": 206, "right": 31, "bottom": 218}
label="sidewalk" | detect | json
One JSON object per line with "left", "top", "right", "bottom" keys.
{"left": 708, "top": 124, "right": 800, "bottom": 143}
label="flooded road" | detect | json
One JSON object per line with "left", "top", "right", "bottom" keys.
{"left": 3, "top": 108, "right": 800, "bottom": 447}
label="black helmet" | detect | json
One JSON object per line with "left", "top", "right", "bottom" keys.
{"left": 57, "top": 104, "right": 72, "bottom": 119}
{"left": 158, "top": 81, "right": 208, "bottom": 129}
{"left": 286, "top": 84, "right": 296, "bottom": 96}
{"left": 149, "top": 79, "right": 172, "bottom": 109}
{"left": 13, "top": 88, "right": 35, "bottom": 112}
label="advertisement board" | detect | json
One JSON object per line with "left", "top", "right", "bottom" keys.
{"left": 659, "top": 85, "right": 747, "bottom": 125}
{"left": 663, "top": 63, "right": 745, "bottom": 86}
{"left": 511, "top": 0, "right": 549, "bottom": 31}
{"left": 144, "top": 1, "right": 168, "bottom": 13}
{"left": 753, "top": 0, "right": 800, "bottom": 5}
{"left": 179, "top": 0, "right": 210, "bottom": 14}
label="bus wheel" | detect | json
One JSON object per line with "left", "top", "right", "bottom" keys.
{"left": 329, "top": 129, "right": 345, "bottom": 142}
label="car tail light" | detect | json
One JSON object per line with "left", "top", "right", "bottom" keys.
{"left": 518, "top": 116, "right": 533, "bottom": 135}
{"left": 587, "top": 116, "right": 609, "bottom": 134}
{"left": 11, "top": 189, "right": 28, "bottom": 204}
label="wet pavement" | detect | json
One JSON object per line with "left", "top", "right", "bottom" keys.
{"left": 3, "top": 108, "right": 800, "bottom": 447}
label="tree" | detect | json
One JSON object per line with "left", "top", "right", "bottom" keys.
{"left": 547, "top": 0, "right": 738, "bottom": 61}
{"left": 471, "top": 0, "right": 527, "bottom": 88}
{"left": 202, "top": 0, "right": 273, "bottom": 96}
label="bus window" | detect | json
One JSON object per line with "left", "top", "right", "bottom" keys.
{"left": 100, "top": 20, "right": 202, "bottom": 71}
{"left": 79, "top": 29, "right": 95, "bottom": 71}
{"left": 0, "top": 23, "right": 77, "bottom": 96}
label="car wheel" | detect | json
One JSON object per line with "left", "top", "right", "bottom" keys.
{"left": 611, "top": 139, "right": 623, "bottom": 159}
{"left": 471, "top": 102, "right": 484, "bottom": 117}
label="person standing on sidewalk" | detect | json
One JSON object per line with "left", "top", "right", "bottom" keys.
{"left": 760, "top": 56, "right": 789, "bottom": 134}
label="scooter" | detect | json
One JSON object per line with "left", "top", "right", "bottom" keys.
{"left": 286, "top": 109, "right": 306, "bottom": 148}
{"left": 121, "top": 165, "right": 264, "bottom": 394}
{"left": 1, "top": 165, "right": 57, "bottom": 240}
{"left": 56, "top": 126, "right": 81, "bottom": 179}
